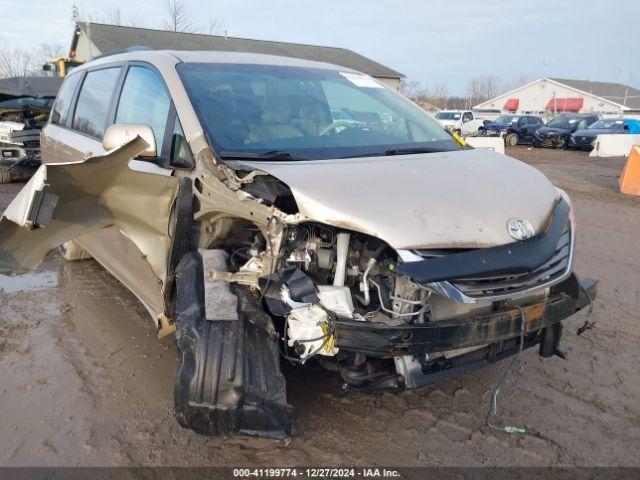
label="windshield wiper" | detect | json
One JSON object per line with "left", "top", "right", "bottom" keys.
{"left": 340, "top": 146, "right": 454, "bottom": 159}
{"left": 217, "top": 150, "right": 308, "bottom": 161}
{"left": 383, "top": 147, "right": 452, "bottom": 156}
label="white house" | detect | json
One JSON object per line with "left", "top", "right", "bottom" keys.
{"left": 475, "top": 77, "right": 640, "bottom": 117}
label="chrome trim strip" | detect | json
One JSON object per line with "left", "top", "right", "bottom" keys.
{"left": 425, "top": 217, "right": 575, "bottom": 304}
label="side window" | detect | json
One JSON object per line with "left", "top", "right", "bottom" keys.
{"left": 50, "top": 73, "right": 82, "bottom": 125}
{"left": 462, "top": 112, "right": 473, "bottom": 122}
{"left": 72, "top": 67, "right": 121, "bottom": 139}
{"left": 115, "top": 66, "right": 171, "bottom": 155}
{"left": 170, "top": 118, "right": 194, "bottom": 169}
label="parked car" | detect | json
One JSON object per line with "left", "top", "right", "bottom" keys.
{"left": 0, "top": 76, "right": 62, "bottom": 183}
{"left": 481, "top": 115, "right": 545, "bottom": 146}
{"left": 434, "top": 109, "right": 484, "bottom": 135}
{"left": 0, "top": 51, "right": 597, "bottom": 440}
{"left": 532, "top": 114, "right": 598, "bottom": 148}
{"left": 569, "top": 118, "right": 629, "bottom": 150}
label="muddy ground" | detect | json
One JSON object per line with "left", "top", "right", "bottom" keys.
{"left": 0, "top": 147, "right": 639, "bottom": 467}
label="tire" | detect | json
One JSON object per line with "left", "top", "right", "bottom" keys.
{"left": 505, "top": 133, "right": 518, "bottom": 147}
{"left": 60, "top": 240, "right": 92, "bottom": 261}
{"left": 0, "top": 169, "right": 32, "bottom": 184}
{"left": 0, "top": 169, "right": 15, "bottom": 184}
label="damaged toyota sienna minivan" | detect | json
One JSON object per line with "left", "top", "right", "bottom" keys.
{"left": 0, "top": 51, "right": 597, "bottom": 439}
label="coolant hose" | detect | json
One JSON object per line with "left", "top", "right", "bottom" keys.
{"left": 334, "top": 232, "right": 351, "bottom": 286}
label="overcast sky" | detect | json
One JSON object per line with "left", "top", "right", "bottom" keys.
{"left": 0, "top": 0, "right": 637, "bottom": 95}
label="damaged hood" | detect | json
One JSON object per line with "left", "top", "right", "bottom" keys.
{"left": 240, "top": 149, "right": 559, "bottom": 249}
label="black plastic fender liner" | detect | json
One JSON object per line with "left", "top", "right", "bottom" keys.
{"left": 173, "top": 251, "right": 292, "bottom": 439}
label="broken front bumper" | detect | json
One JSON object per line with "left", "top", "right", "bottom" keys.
{"left": 333, "top": 274, "right": 597, "bottom": 358}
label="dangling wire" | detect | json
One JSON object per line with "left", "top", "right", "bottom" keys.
{"left": 577, "top": 282, "right": 595, "bottom": 335}
{"left": 484, "top": 306, "right": 563, "bottom": 448}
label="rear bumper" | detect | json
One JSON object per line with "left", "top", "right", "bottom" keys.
{"left": 333, "top": 274, "right": 597, "bottom": 358}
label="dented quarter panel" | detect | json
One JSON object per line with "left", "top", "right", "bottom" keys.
{"left": 239, "top": 149, "right": 559, "bottom": 249}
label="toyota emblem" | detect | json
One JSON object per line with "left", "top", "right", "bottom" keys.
{"left": 507, "top": 218, "right": 535, "bottom": 241}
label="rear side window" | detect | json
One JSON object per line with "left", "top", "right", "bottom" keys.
{"left": 115, "top": 66, "right": 171, "bottom": 155}
{"left": 72, "top": 67, "right": 121, "bottom": 139}
{"left": 50, "top": 73, "right": 82, "bottom": 125}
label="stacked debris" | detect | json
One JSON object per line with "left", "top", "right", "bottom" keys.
{"left": 0, "top": 76, "right": 62, "bottom": 183}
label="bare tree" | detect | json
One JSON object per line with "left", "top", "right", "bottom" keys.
{"left": 0, "top": 43, "right": 65, "bottom": 79}
{"left": 504, "top": 73, "right": 532, "bottom": 92}
{"left": 102, "top": 6, "right": 122, "bottom": 25}
{"left": 0, "top": 46, "right": 34, "bottom": 78}
{"left": 400, "top": 80, "right": 421, "bottom": 97}
{"left": 127, "top": 14, "right": 144, "bottom": 27}
{"left": 424, "top": 84, "right": 450, "bottom": 109}
{"left": 34, "top": 43, "right": 66, "bottom": 77}
{"left": 84, "top": 6, "right": 143, "bottom": 27}
{"left": 206, "top": 17, "right": 224, "bottom": 36}
{"left": 163, "top": 0, "right": 194, "bottom": 32}
{"left": 402, "top": 81, "right": 451, "bottom": 110}
{"left": 467, "top": 75, "right": 500, "bottom": 107}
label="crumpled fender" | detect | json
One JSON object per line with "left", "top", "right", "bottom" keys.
{"left": 0, "top": 136, "right": 180, "bottom": 279}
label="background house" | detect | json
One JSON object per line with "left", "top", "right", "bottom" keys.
{"left": 69, "top": 22, "right": 404, "bottom": 89}
{"left": 475, "top": 77, "right": 640, "bottom": 117}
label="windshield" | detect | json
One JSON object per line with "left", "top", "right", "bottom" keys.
{"left": 0, "top": 97, "right": 54, "bottom": 110}
{"left": 547, "top": 116, "right": 579, "bottom": 129}
{"left": 588, "top": 119, "right": 624, "bottom": 130}
{"left": 178, "top": 63, "right": 458, "bottom": 160}
{"left": 435, "top": 111, "right": 461, "bottom": 120}
{"left": 494, "top": 115, "right": 518, "bottom": 125}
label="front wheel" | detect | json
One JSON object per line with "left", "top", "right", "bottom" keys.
{"left": 60, "top": 240, "right": 92, "bottom": 261}
{"left": 505, "top": 133, "right": 519, "bottom": 146}
{"left": 0, "top": 170, "right": 13, "bottom": 184}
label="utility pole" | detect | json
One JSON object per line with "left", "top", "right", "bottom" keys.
{"left": 623, "top": 72, "right": 631, "bottom": 107}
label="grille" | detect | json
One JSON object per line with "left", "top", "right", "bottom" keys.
{"left": 447, "top": 222, "right": 572, "bottom": 299}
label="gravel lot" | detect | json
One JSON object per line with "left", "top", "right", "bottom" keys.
{"left": 0, "top": 147, "right": 639, "bottom": 467}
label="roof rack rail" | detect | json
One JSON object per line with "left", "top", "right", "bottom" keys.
{"left": 91, "top": 45, "right": 154, "bottom": 61}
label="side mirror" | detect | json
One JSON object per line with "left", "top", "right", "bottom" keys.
{"left": 103, "top": 124, "right": 157, "bottom": 157}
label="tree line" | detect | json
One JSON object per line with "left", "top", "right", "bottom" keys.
{"left": 402, "top": 74, "right": 532, "bottom": 110}
{"left": 0, "top": 1, "right": 223, "bottom": 79}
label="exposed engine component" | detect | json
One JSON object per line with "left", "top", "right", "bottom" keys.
{"left": 287, "top": 305, "right": 337, "bottom": 360}
{"left": 216, "top": 222, "right": 435, "bottom": 367}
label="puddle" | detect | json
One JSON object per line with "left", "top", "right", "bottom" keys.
{"left": 0, "top": 270, "right": 58, "bottom": 293}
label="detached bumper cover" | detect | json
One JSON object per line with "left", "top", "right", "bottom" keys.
{"left": 333, "top": 275, "right": 597, "bottom": 357}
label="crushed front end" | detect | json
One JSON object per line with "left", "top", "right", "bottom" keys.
{"left": 201, "top": 175, "right": 596, "bottom": 394}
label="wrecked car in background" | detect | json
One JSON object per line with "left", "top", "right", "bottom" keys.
{"left": 568, "top": 118, "right": 632, "bottom": 151}
{"left": 532, "top": 113, "right": 598, "bottom": 149}
{"left": 481, "top": 114, "right": 545, "bottom": 146}
{"left": 0, "top": 51, "right": 597, "bottom": 440}
{"left": 0, "top": 76, "right": 62, "bottom": 183}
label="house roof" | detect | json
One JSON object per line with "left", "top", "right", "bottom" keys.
{"left": 549, "top": 78, "right": 640, "bottom": 109}
{"left": 72, "top": 22, "right": 403, "bottom": 79}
